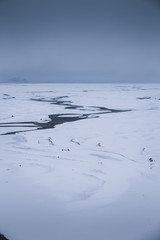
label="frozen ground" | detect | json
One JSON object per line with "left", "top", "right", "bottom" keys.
{"left": 0, "top": 83, "right": 160, "bottom": 240}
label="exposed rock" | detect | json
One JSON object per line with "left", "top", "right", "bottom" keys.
{"left": 0, "top": 233, "right": 9, "bottom": 240}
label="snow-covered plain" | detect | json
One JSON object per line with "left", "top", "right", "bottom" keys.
{"left": 0, "top": 84, "right": 160, "bottom": 240}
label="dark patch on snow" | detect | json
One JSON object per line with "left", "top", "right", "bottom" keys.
{"left": 2, "top": 97, "right": 15, "bottom": 100}
{"left": 136, "top": 97, "right": 151, "bottom": 100}
{"left": 70, "top": 139, "right": 80, "bottom": 145}
{"left": 149, "top": 158, "right": 155, "bottom": 170}
{"left": 97, "top": 143, "right": 102, "bottom": 147}
{"left": 149, "top": 158, "right": 154, "bottom": 162}
{"left": 48, "top": 137, "right": 54, "bottom": 145}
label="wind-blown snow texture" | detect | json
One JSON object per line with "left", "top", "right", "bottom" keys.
{"left": 0, "top": 84, "right": 160, "bottom": 240}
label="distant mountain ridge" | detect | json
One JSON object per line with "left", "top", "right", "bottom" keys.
{"left": 6, "top": 77, "right": 29, "bottom": 83}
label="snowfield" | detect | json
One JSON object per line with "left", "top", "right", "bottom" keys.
{"left": 0, "top": 84, "right": 160, "bottom": 240}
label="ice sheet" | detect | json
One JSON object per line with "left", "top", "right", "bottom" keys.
{"left": 0, "top": 84, "right": 160, "bottom": 240}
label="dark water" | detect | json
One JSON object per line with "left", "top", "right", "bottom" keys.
{"left": 0, "top": 95, "right": 132, "bottom": 135}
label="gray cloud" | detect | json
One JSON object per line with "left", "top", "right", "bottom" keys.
{"left": 0, "top": 0, "right": 160, "bottom": 83}
{"left": 150, "top": 0, "right": 160, "bottom": 6}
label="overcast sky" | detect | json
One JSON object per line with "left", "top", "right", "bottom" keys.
{"left": 0, "top": 0, "right": 160, "bottom": 83}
